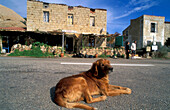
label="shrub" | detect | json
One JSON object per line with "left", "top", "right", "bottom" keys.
{"left": 98, "top": 54, "right": 111, "bottom": 58}
{"left": 9, "top": 49, "right": 21, "bottom": 56}
{"left": 8, "top": 42, "right": 54, "bottom": 58}
{"left": 153, "top": 46, "right": 169, "bottom": 58}
{"left": 121, "top": 54, "right": 125, "bottom": 58}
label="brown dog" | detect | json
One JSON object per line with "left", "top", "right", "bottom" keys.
{"left": 54, "top": 59, "right": 131, "bottom": 110}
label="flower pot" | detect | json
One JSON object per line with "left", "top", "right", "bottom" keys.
{"left": 60, "top": 53, "right": 64, "bottom": 57}
{"left": 95, "top": 54, "right": 98, "bottom": 58}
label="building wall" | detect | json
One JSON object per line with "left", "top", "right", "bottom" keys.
{"left": 123, "top": 16, "right": 143, "bottom": 49}
{"left": 143, "top": 15, "right": 165, "bottom": 47}
{"left": 164, "top": 22, "right": 170, "bottom": 42}
{"left": 123, "top": 15, "right": 165, "bottom": 49}
{"left": 27, "top": 0, "right": 107, "bottom": 35}
{"left": 0, "top": 35, "right": 2, "bottom": 51}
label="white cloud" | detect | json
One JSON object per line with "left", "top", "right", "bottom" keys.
{"left": 107, "top": 9, "right": 114, "bottom": 23}
{"left": 129, "top": 0, "right": 150, "bottom": 6}
{"left": 113, "top": 0, "right": 158, "bottom": 20}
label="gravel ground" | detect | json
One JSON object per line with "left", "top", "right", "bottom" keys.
{"left": 0, "top": 57, "right": 170, "bottom": 110}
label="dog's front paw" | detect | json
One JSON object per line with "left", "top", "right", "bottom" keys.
{"left": 101, "top": 95, "right": 107, "bottom": 100}
{"left": 126, "top": 88, "right": 132, "bottom": 94}
{"left": 93, "top": 107, "right": 98, "bottom": 110}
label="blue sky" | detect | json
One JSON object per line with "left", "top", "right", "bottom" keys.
{"left": 0, "top": 0, "right": 170, "bottom": 34}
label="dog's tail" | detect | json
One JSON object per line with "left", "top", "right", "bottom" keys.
{"left": 55, "top": 95, "right": 96, "bottom": 110}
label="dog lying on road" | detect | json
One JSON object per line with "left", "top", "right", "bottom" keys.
{"left": 54, "top": 59, "right": 132, "bottom": 110}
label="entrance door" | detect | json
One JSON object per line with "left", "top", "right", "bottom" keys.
{"left": 66, "top": 37, "right": 73, "bottom": 53}
{"left": 2, "top": 36, "right": 9, "bottom": 53}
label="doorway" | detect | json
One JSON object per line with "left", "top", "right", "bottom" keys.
{"left": 66, "top": 37, "right": 73, "bottom": 53}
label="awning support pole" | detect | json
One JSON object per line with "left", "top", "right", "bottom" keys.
{"left": 62, "top": 32, "right": 64, "bottom": 53}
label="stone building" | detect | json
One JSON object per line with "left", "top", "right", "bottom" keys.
{"left": 123, "top": 15, "right": 170, "bottom": 49}
{"left": 0, "top": 4, "right": 26, "bottom": 53}
{"left": 27, "top": 0, "right": 107, "bottom": 53}
{"left": 164, "top": 22, "right": 170, "bottom": 45}
{"left": 27, "top": 0, "right": 107, "bottom": 35}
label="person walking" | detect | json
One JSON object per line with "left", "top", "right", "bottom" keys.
{"left": 125, "top": 41, "right": 130, "bottom": 59}
{"left": 131, "top": 41, "right": 137, "bottom": 59}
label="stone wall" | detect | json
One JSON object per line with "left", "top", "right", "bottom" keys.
{"left": 123, "top": 15, "right": 165, "bottom": 49}
{"left": 10, "top": 43, "right": 126, "bottom": 58}
{"left": 10, "top": 44, "right": 63, "bottom": 55}
{"left": 164, "top": 22, "right": 170, "bottom": 42}
{"left": 80, "top": 47, "right": 126, "bottom": 57}
{"left": 143, "top": 15, "right": 165, "bottom": 46}
{"left": 27, "top": 0, "right": 107, "bottom": 35}
{"left": 130, "top": 16, "right": 143, "bottom": 49}
{"left": 123, "top": 16, "right": 143, "bottom": 49}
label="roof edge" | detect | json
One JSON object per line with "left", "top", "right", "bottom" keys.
{"left": 27, "top": 0, "right": 107, "bottom": 11}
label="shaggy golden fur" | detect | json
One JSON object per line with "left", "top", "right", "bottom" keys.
{"left": 54, "top": 59, "right": 131, "bottom": 110}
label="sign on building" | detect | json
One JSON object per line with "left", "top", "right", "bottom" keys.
{"left": 152, "top": 45, "right": 158, "bottom": 51}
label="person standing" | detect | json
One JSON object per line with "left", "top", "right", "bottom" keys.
{"left": 131, "top": 41, "right": 137, "bottom": 59}
{"left": 126, "top": 41, "right": 130, "bottom": 59}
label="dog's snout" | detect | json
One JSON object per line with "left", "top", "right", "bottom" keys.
{"left": 109, "top": 67, "right": 113, "bottom": 72}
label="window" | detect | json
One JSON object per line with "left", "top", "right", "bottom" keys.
{"left": 89, "top": 36, "right": 95, "bottom": 47}
{"left": 156, "top": 42, "right": 161, "bottom": 47}
{"left": 147, "top": 41, "right": 152, "bottom": 46}
{"left": 67, "top": 14, "right": 73, "bottom": 25}
{"left": 90, "top": 16, "right": 95, "bottom": 26}
{"left": 126, "top": 31, "right": 128, "bottom": 36}
{"left": 68, "top": 6, "right": 73, "bottom": 10}
{"left": 90, "top": 9, "right": 95, "bottom": 13}
{"left": 151, "top": 23, "right": 156, "bottom": 32}
{"left": 43, "top": 11, "right": 49, "bottom": 22}
{"left": 43, "top": 3, "right": 49, "bottom": 8}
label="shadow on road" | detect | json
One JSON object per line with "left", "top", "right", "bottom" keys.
{"left": 50, "top": 86, "right": 65, "bottom": 110}
{"left": 50, "top": 86, "right": 56, "bottom": 104}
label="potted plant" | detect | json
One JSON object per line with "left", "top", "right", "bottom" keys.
{"left": 60, "top": 52, "right": 64, "bottom": 57}
{"left": 60, "top": 48, "right": 64, "bottom": 57}
{"left": 94, "top": 53, "right": 98, "bottom": 58}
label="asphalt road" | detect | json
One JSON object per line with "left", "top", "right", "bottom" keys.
{"left": 0, "top": 57, "right": 170, "bottom": 110}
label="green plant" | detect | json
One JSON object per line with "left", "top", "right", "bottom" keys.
{"left": 121, "top": 54, "right": 125, "bottom": 58}
{"left": 36, "top": 29, "right": 39, "bottom": 32}
{"left": 25, "top": 37, "right": 35, "bottom": 46}
{"left": 107, "top": 37, "right": 111, "bottom": 42}
{"left": 98, "top": 47, "right": 103, "bottom": 49}
{"left": 58, "top": 48, "right": 65, "bottom": 53}
{"left": 8, "top": 43, "right": 54, "bottom": 58}
{"left": 98, "top": 54, "right": 111, "bottom": 58}
{"left": 153, "top": 46, "right": 169, "bottom": 58}
{"left": 32, "top": 42, "right": 44, "bottom": 48}
{"left": 8, "top": 49, "right": 21, "bottom": 56}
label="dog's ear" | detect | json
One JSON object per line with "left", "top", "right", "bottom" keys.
{"left": 91, "top": 62, "right": 98, "bottom": 76}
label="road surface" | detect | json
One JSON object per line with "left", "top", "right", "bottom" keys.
{"left": 0, "top": 57, "right": 169, "bottom": 110}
